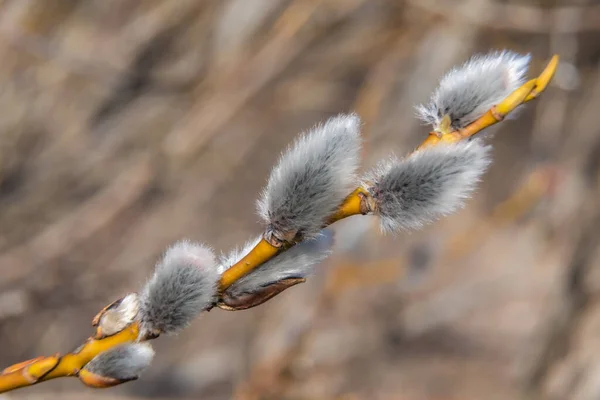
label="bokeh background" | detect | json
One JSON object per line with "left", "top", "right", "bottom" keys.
{"left": 0, "top": 0, "right": 598, "bottom": 399}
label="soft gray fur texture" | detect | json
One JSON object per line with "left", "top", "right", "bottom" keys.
{"left": 139, "top": 240, "right": 219, "bottom": 335}
{"left": 219, "top": 229, "right": 334, "bottom": 296}
{"left": 84, "top": 343, "right": 155, "bottom": 380}
{"left": 363, "top": 140, "right": 492, "bottom": 233}
{"left": 257, "top": 113, "right": 362, "bottom": 240}
{"left": 416, "top": 50, "right": 531, "bottom": 130}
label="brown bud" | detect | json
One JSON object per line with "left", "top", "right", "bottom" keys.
{"left": 218, "top": 277, "right": 305, "bottom": 311}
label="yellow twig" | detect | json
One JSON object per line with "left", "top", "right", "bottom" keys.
{"left": 0, "top": 54, "right": 558, "bottom": 394}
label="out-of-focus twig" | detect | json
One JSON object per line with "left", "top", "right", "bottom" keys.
{"left": 162, "top": 0, "right": 350, "bottom": 167}
{"left": 444, "top": 165, "right": 561, "bottom": 262}
{"left": 0, "top": 154, "right": 154, "bottom": 289}
{"left": 406, "top": 0, "right": 600, "bottom": 33}
{"left": 0, "top": 1, "right": 202, "bottom": 84}
{"left": 352, "top": 31, "right": 409, "bottom": 139}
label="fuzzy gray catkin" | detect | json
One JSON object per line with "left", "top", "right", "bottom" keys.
{"left": 218, "top": 229, "right": 334, "bottom": 296}
{"left": 257, "top": 113, "right": 362, "bottom": 241}
{"left": 83, "top": 343, "right": 155, "bottom": 381}
{"left": 138, "top": 240, "right": 219, "bottom": 335}
{"left": 416, "top": 50, "right": 530, "bottom": 131}
{"left": 363, "top": 140, "right": 492, "bottom": 234}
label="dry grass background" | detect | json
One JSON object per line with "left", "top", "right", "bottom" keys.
{"left": 0, "top": 0, "right": 599, "bottom": 399}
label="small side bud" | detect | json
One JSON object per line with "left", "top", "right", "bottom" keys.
{"left": 257, "top": 113, "right": 362, "bottom": 242}
{"left": 138, "top": 240, "right": 219, "bottom": 336}
{"left": 218, "top": 278, "right": 306, "bottom": 311}
{"left": 416, "top": 50, "right": 531, "bottom": 131}
{"left": 79, "top": 343, "right": 155, "bottom": 388}
{"left": 218, "top": 229, "right": 334, "bottom": 310}
{"left": 92, "top": 293, "right": 139, "bottom": 339}
{"left": 363, "top": 140, "right": 491, "bottom": 234}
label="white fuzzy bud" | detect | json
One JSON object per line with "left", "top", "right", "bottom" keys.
{"left": 139, "top": 240, "right": 219, "bottom": 336}
{"left": 363, "top": 140, "right": 492, "bottom": 234}
{"left": 416, "top": 50, "right": 530, "bottom": 131}
{"left": 257, "top": 113, "right": 362, "bottom": 241}
{"left": 83, "top": 343, "right": 155, "bottom": 382}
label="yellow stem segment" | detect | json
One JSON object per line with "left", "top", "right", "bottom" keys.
{"left": 219, "top": 238, "right": 281, "bottom": 291}
{"left": 0, "top": 323, "right": 139, "bottom": 393}
{"left": 525, "top": 54, "right": 559, "bottom": 101}
{"left": 326, "top": 187, "right": 370, "bottom": 224}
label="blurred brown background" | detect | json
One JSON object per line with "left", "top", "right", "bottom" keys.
{"left": 0, "top": 0, "right": 598, "bottom": 399}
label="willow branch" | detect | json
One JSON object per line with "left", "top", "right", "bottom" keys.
{"left": 0, "top": 54, "right": 558, "bottom": 394}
